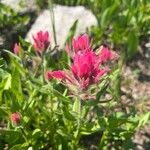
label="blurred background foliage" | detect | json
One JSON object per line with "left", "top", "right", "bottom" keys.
{"left": 53, "top": 0, "right": 150, "bottom": 60}
{"left": 0, "top": 2, "right": 35, "bottom": 50}
{"left": 0, "top": 0, "right": 149, "bottom": 61}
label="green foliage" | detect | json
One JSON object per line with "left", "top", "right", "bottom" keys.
{"left": 91, "top": 0, "right": 149, "bottom": 60}
{"left": 54, "top": 0, "right": 149, "bottom": 60}
{"left": 0, "top": 35, "right": 149, "bottom": 149}
{"left": 0, "top": 0, "right": 149, "bottom": 149}
{"left": 65, "top": 20, "right": 78, "bottom": 45}
{"left": 0, "top": 2, "right": 30, "bottom": 51}
{"left": 0, "top": 3, "right": 29, "bottom": 31}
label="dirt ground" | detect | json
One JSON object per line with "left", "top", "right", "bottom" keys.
{"left": 122, "top": 45, "right": 150, "bottom": 149}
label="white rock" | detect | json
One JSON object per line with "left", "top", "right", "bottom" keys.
{"left": 26, "top": 5, "right": 97, "bottom": 48}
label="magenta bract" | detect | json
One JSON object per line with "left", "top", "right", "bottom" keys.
{"left": 98, "top": 47, "right": 118, "bottom": 63}
{"left": 13, "top": 43, "right": 20, "bottom": 55}
{"left": 71, "top": 51, "right": 108, "bottom": 89}
{"left": 32, "top": 31, "right": 50, "bottom": 53}
{"left": 66, "top": 34, "right": 91, "bottom": 57}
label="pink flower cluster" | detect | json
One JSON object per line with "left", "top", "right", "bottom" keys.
{"left": 66, "top": 34, "right": 90, "bottom": 57}
{"left": 13, "top": 31, "right": 51, "bottom": 55}
{"left": 32, "top": 31, "right": 50, "bottom": 53}
{"left": 46, "top": 34, "right": 118, "bottom": 93}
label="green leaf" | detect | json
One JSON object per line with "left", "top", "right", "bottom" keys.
{"left": 63, "top": 107, "right": 76, "bottom": 121}
{"left": 4, "top": 50, "right": 21, "bottom": 61}
{"left": 73, "top": 98, "right": 81, "bottom": 114}
{"left": 11, "top": 68, "right": 23, "bottom": 105}
{"left": 96, "top": 83, "right": 109, "bottom": 100}
{"left": 4, "top": 74, "right": 12, "bottom": 90}
{"left": 19, "top": 36, "right": 31, "bottom": 51}
{"left": 4, "top": 50, "right": 26, "bottom": 74}
{"left": 53, "top": 89, "right": 70, "bottom": 103}
{"left": 10, "top": 142, "right": 29, "bottom": 150}
{"left": 10, "top": 144, "right": 23, "bottom": 150}
{"left": 0, "top": 106, "right": 9, "bottom": 116}
{"left": 100, "top": 8, "right": 110, "bottom": 28}
{"left": 0, "top": 57, "right": 5, "bottom": 68}
{"left": 81, "top": 121, "right": 101, "bottom": 135}
{"left": 127, "top": 31, "right": 139, "bottom": 59}
{"left": 109, "top": 69, "right": 120, "bottom": 81}
{"left": 32, "top": 129, "right": 42, "bottom": 139}
{"left": 138, "top": 112, "right": 150, "bottom": 127}
{"left": 0, "top": 129, "right": 24, "bottom": 146}
{"left": 101, "top": 1, "right": 120, "bottom": 28}
{"left": 0, "top": 68, "right": 11, "bottom": 90}
{"left": 65, "top": 19, "right": 78, "bottom": 44}
{"left": 23, "top": 116, "right": 30, "bottom": 124}
{"left": 0, "top": 69, "right": 12, "bottom": 102}
{"left": 57, "top": 129, "right": 72, "bottom": 139}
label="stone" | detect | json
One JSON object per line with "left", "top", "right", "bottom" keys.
{"left": 145, "top": 41, "right": 150, "bottom": 59}
{"left": 26, "top": 5, "right": 97, "bottom": 48}
{"left": 0, "top": 37, "right": 4, "bottom": 47}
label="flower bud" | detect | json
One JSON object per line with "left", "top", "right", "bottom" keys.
{"left": 32, "top": 31, "right": 50, "bottom": 54}
{"left": 66, "top": 34, "right": 91, "bottom": 57}
{"left": 13, "top": 43, "right": 21, "bottom": 55}
{"left": 10, "top": 112, "right": 21, "bottom": 125}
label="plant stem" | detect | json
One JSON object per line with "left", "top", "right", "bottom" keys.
{"left": 73, "top": 99, "right": 81, "bottom": 147}
{"left": 42, "top": 53, "right": 46, "bottom": 83}
{"left": 48, "top": 0, "right": 57, "bottom": 46}
{"left": 19, "top": 127, "right": 30, "bottom": 146}
{"left": 99, "top": 130, "right": 107, "bottom": 149}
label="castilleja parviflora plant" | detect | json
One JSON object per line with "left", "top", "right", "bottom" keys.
{"left": 1, "top": 31, "right": 146, "bottom": 150}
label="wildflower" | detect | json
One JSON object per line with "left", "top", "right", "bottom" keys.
{"left": 66, "top": 34, "right": 91, "bottom": 57}
{"left": 98, "top": 47, "right": 118, "bottom": 63}
{"left": 47, "top": 51, "right": 108, "bottom": 91}
{"left": 46, "top": 70, "right": 67, "bottom": 81}
{"left": 32, "top": 31, "right": 50, "bottom": 53}
{"left": 10, "top": 112, "right": 21, "bottom": 125}
{"left": 47, "top": 34, "right": 118, "bottom": 99}
{"left": 13, "top": 43, "right": 21, "bottom": 55}
{"left": 45, "top": 71, "right": 52, "bottom": 80}
{"left": 71, "top": 51, "right": 109, "bottom": 89}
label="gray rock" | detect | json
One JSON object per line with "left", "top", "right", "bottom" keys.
{"left": 145, "top": 40, "right": 150, "bottom": 59}
{"left": 1, "top": 0, "right": 36, "bottom": 12}
{"left": 0, "top": 36, "right": 4, "bottom": 46}
{"left": 26, "top": 5, "right": 97, "bottom": 48}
